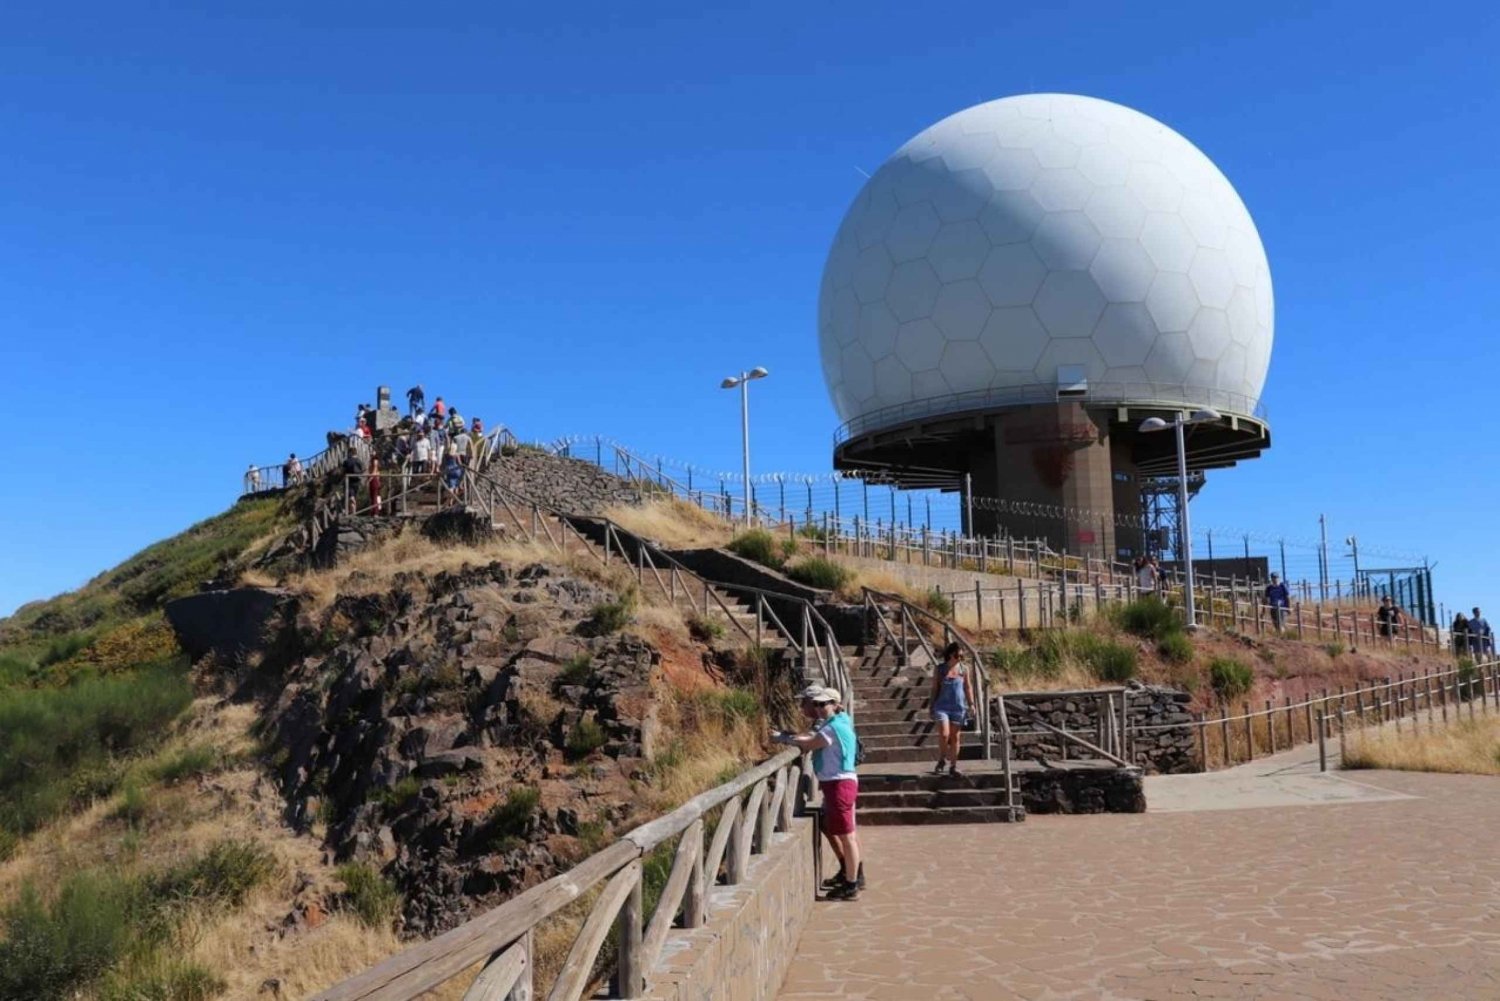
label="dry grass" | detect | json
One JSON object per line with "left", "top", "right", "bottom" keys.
{"left": 602, "top": 499, "right": 734, "bottom": 550}
{"left": 644, "top": 684, "right": 767, "bottom": 811}
{"left": 1343, "top": 716, "right": 1500, "bottom": 776}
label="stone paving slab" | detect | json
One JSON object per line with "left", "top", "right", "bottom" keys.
{"left": 779, "top": 770, "right": 1500, "bottom": 1000}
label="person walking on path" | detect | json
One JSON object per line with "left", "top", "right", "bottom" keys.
{"left": 367, "top": 455, "right": 383, "bottom": 515}
{"left": 1135, "top": 556, "right": 1158, "bottom": 597}
{"left": 1453, "top": 612, "right": 1470, "bottom": 657}
{"left": 929, "top": 642, "right": 975, "bottom": 777}
{"left": 245, "top": 464, "right": 260, "bottom": 493}
{"left": 1265, "top": 574, "right": 1291, "bottom": 632}
{"left": 1376, "top": 595, "right": 1401, "bottom": 641}
{"left": 440, "top": 446, "right": 464, "bottom": 506}
{"left": 406, "top": 384, "right": 425, "bottom": 417}
{"left": 285, "top": 453, "right": 302, "bottom": 484}
{"left": 1470, "top": 608, "right": 1493, "bottom": 657}
{"left": 772, "top": 685, "right": 862, "bottom": 900}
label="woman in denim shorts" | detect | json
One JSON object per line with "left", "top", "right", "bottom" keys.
{"left": 929, "top": 641, "right": 975, "bottom": 777}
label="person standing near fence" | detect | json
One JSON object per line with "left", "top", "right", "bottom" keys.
{"left": 1470, "top": 608, "right": 1492, "bottom": 657}
{"left": 245, "top": 463, "right": 260, "bottom": 493}
{"left": 1452, "top": 612, "right": 1470, "bottom": 656}
{"left": 1265, "top": 573, "right": 1290, "bottom": 632}
{"left": 1135, "top": 556, "right": 1158, "bottom": 596}
{"left": 1377, "top": 595, "right": 1401, "bottom": 640}
{"left": 929, "top": 641, "right": 975, "bottom": 778}
{"left": 406, "top": 384, "right": 424, "bottom": 417}
{"left": 772, "top": 686, "right": 863, "bottom": 900}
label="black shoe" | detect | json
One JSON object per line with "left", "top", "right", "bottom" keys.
{"left": 949, "top": 763, "right": 963, "bottom": 778}
{"left": 932, "top": 760, "right": 946, "bottom": 775}
{"left": 854, "top": 863, "right": 866, "bottom": 889}
{"left": 820, "top": 873, "right": 849, "bottom": 890}
{"left": 826, "top": 881, "right": 860, "bottom": 901}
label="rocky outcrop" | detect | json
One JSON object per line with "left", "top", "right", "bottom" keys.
{"left": 998, "top": 684, "right": 1196, "bottom": 775}
{"left": 487, "top": 449, "right": 641, "bottom": 515}
{"left": 165, "top": 586, "right": 300, "bottom": 666}
{"left": 261, "top": 561, "right": 670, "bottom": 936}
{"left": 311, "top": 515, "right": 407, "bottom": 569}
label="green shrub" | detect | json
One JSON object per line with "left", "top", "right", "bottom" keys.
{"left": 337, "top": 863, "right": 400, "bottom": 930}
{"left": 924, "top": 588, "right": 953, "bottom": 618}
{"left": 1113, "top": 596, "right": 1180, "bottom": 640}
{"left": 1156, "top": 631, "right": 1194, "bottom": 665}
{"left": 586, "top": 593, "right": 635, "bottom": 635}
{"left": 1208, "top": 657, "right": 1255, "bottom": 702}
{"left": 488, "top": 786, "right": 541, "bottom": 844}
{"left": 147, "top": 744, "right": 219, "bottom": 785}
{"left": 692, "top": 688, "right": 762, "bottom": 725}
{"left": 1323, "top": 642, "right": 1345, "bottom": 659}
{"left": 38, "top": 631, "right": 96, "bottom": 668}
{"left": 111, "top": 781, "right": 151, "bottom": 827}
{"left": 0, "top": 660, "right": 193, "bottom": 838}
{"left": 149, "top": 840, "right": 275, "bottom": 909}
{"left": 727, "top": 529, "right": 783, "bottom": 568}
{"left": 556, "top": 654, "right": 593, "bottom": 688}
{"left": 1086, "top": 640, "right": 1138, "bottom": 683}
{"left": 97, "top": 959, "right": 225, "bottom": 1001}
{"left": 783, "top": 557, "right": 852, "bottom": 592}
{"left": 566, "top": 717, "right": 609, "bottom": 759}
{"left": 686, "top": 615, "right": 724, "bottom": 643}
{"left": 0, "top": 873, "right": 139, "bottom": 1001}
{"left": 377, "top": 775, "right": 422, "bottom": 810}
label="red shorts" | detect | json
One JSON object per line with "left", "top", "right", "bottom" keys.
{"left": 819, "top": 779, "right": 858, "bottom": 836}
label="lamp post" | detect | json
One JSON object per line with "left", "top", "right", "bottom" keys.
{"left": 1139, "top": 408, "right": 1221, "bottom": 631}
{"left": 720, "top": 367, "right": 769, "bottom": 526}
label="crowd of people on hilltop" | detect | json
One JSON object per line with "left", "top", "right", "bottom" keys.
{"left": 1450, "top": 608, "right": 1493, "bottom": 657}
{"left": 244, "top": 383, "right": 496, "bottom": 514}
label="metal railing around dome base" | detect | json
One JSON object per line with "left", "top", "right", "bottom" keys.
{"left": 832, "top": 382, "right": 1268, "bottom": 446}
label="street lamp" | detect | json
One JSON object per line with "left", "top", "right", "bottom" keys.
{"left": 721, "top": 367, "right": 769, "bottom": 525}
{"left": 1139, "top": 407, "right": 1221, "bottom": 630}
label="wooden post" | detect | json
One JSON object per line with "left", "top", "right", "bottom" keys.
{"left": 1296, "top": 603, "right": 1305, "bottom": 639}
{"left": 683, "top": 820, "right": 706, "bottom": 928}
{"left": 1284, "top": 695, "right": 1294, "bottom": 746}
{"left": 1220, "top": 706, "right": 1230, "bottom": 766}
{"left": 616, "top": 866, "right": 644, "bottom": 998}
{"left": 1243, "top": 702, "right": 1254, "bottom": 760}
{"left": 1265, "top": 698, "right": 1276, "bottom": 753}
{"left": 1440, "top": 670, "right": 1449, "bottom": 723}
{"left": 1304, "top": 695, "right": 1314, "bottom": 747}
{"left": 1317, "top": 712, "right": 1327, "bottom": 772}
{"left": 1197, "top": 711, "right": 1208, "bottom": 771}
{"left": 975, "top": 580, "right": 984, "bottom": 631}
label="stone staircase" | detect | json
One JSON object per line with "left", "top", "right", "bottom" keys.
{"left": 845, "top": 615, "right": 1025, "bottom": 826}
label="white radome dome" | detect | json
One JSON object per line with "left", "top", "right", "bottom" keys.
{"left": 819, "top": 93, "right": 1273, "bottom": 430}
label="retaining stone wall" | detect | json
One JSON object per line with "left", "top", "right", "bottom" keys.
{"left": 487, "top": 449, "right": 641, "bottom": 514}
{"left": 1000, "top": 684, "right": 1197, "bottom": 774}
{"left": 644, "top": 818, "right": 815, "bottom": 1001}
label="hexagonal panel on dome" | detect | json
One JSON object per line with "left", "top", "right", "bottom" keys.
{"left": 979, "top": 306, "right": 1050, "bottom": 371}
{"left": 1093, "top": 302, "right": 1157, "bottom": 368}
{"left": 1140, "top": 213, "right": 1196, "bottom": 273}
{"left": 1032, "top": 211, "right": 1101, "bottom": 271}
{"left": 1188, "top": 247, "right": 1235, "bottom": 309}
{"left": 1033, "top": 270, "right": 1107, "bottom": 338}
{"left": 894, "top": 318, "right": 945, "bottom": 371}
{"left": 939, "top": 340, "right": 994, "bottom": 395}
{"left": 886, "top": 260, "right": 942, "bottom": 322}
{"left": 931, "top": 280, "right": 991, "bottom": 340}
{"left": 819, "top": 93, "right": 1273, "bottom": 426}
{"left": 1030, "top": 167, "right": 1094, "bottom": 213}
{"left": 887, "top": 202, "right": 942, "bottom": 263}
{"left": 928, "top": 221, "right": 991, "bottom": 282}
{"left": 931, "top": 168, "right": 993, "bottom": 222}
{"left": 1145, "top": 272, "right": 1199, "bottom": 333}
{"left": 977, "top": 243, "right": 1048, "bottom": 307}
{"left": 1090, "top": 238, "right": 1156, "bottom": 302}
{"left": 851, "top": 245, "right": 894, "bottom": 304}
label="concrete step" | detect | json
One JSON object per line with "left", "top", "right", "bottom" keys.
{"left": 851, "top": 707, "right": 927, "bottom": 724}
{"left": 858, "top": 770, "right": 1016, "bottom": 793}
{"left": 861, "top": 744, "right": 987, "bottom": 765}
{"left": 851, "top": 695, "right": 931, "bottom": 713}
{"left": 856, "top": 805, "right": 1025, "bottom": 826}
{"left": 857, "top": 720, "right": 937, "bottom": 738}
{"left": 857, "top": 787, "right": 1020, "bottom": 811}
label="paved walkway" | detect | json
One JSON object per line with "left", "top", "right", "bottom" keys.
{"left": 780, "top": 752, "right": 1500, "bottom": 1000}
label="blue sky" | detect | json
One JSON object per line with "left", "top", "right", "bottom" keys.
{"left": 2, "top": 1, "right": 1496, "bottom": 621}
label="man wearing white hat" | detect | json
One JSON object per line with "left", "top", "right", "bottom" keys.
{"left": 772, "top": 685, "right": 863, "bottom": 900}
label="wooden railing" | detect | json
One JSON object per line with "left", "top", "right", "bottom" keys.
{"left": 1128, "top": 659, "right": 1500, "bottom": 770}
{"left": 312, "top": 749, "right": 808, "bottom": 1001}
